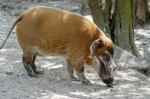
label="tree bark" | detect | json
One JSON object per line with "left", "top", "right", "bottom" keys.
{"left": 80, "top": 0, "right": 89, "bottom": 15}
{"left": 145, "top": 0, "right": 150, "bottom": 23}
{"left": 135, "top": 0, "right": 146, "bottom": 26}
{"left": 88, "top": 0, "right": 138, "bottom": 56}
{"left": 134, "top": 0, "right": 150, "bottom": 26}
{"left": 88, "top": 0, "right": 112, "bottom": 34}
{"left": 104, "top": 0, "right": 112, "bottom": 34}
{"left": 111, "top": 0, "right": 138, "bottom": 56}
{"left": 88, "top": 0, "right": 106, "bottom": 32}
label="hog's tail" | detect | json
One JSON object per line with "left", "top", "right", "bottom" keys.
{"left": 0, "top": 15, "right": 23, "bottom": 49}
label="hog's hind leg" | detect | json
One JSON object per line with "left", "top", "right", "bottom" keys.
{"left": 22, "top": 55, "right": 36, "bottom": 77}
{"left": 30, "top": 54, "right": 43, "bottom": 75}
{"left": 22, "top": 50, "right": 43, "bottom": 77}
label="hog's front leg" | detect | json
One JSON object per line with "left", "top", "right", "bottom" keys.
{"left": 76, "top": 70, "right": 91, "bottom": 85}
{"left": 74, "top": 62, "right": 91, "bottom": 85}
{"left": 67, "top": 59, "right": 79, "bottom": 81}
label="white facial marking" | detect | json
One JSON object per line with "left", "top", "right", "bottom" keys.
{"left": 99, "top": 51, "right": 114, "bottom": 73}
{"left": 91, "top": 56, "right": 100, "bottom": 72}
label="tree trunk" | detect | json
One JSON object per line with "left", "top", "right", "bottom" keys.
{"left": 88, "top": 0, "right": 138, "bottom": 56}
{"left": 145, "top": 0, "right": 150, "bottom": 23}
{"left": 80, "top": 0, "right": 89, "bottom": 15}
{"left": 110, "top": 0, "right": 138, "bottom": 56}
{"left": 135, "top": 0, "right": 146, "bottom": 26}
{"left": 88, "top": 0, "right": 112, "bottom": 34}
{"left": 104, "top": 0, "right": 112, "bottom": 34}
{"left": 88, "top": 0, "right": 106, "bottom": 32}
{"left": 134, "top": 0, "right": 150, "bottom": 26}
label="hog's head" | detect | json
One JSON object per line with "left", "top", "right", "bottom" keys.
{"left": 90, "top": 36, "right": 115, "bottom": 87}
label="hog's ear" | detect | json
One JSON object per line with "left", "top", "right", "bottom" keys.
{"left": 89, "top": 39, "right": 103, "bottom": 58}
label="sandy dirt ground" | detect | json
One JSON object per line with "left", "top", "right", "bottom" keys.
{"left": 0, "top": 0, "right": 150, "bottom": 99}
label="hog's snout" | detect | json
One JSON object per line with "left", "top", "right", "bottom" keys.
{"left": 102, "top": 77, "right": 114, "bottom": 87}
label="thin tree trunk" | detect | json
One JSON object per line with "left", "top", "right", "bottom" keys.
{"left": 88, "top": 0, "right": 106, "bottom": 32}
{"left": 135, "top": 0, "right": 146, "bottom": 26}
{"left": 145, "top": 0, "right": 150, "bottom": 23}
{"left": 134, "top": 0, "right": 150, "bottom": 26}
{"left": 88, "top": 0, "right": 112, "bottom": 33}
{"left": 80, "top": 0, "right": 89, "bottom": 15}
{"left": 104, "top": 0, "right": 112, "bottom": 34}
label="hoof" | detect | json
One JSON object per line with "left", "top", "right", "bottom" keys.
{"left": 35, "top": 69, "right": 44, "bottom": 75}
{"left": 82, "top": 80, "right": 92, "bottom": 85}
{"left": 28, "top": 72, "right": 37, "bottom": 77}
{"left": 71, "top": 76, "right": 80, "bottom": 81}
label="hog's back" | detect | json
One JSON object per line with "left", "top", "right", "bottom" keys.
{"left": 16, "top": 7, "right": 98, "bottom": 56}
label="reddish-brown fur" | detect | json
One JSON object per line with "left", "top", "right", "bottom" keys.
{"left": 18, "top": 7, "right": 112, "bottom": 62}
{"left": 1, "top": 7, "right": 114, "bottom": 86}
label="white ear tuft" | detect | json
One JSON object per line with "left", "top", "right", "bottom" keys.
{"left": 89, "top": 39, "right": 102, "bottom": 58}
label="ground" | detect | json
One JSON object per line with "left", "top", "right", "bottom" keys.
{"left": 0, "top": 0, "right": 150, "bottom": 99}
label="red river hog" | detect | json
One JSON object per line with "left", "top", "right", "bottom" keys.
{"left": 0, "top": 7, "right": 115, "bottom": 87}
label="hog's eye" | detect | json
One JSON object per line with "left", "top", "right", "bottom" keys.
{"left": 101, "top": 53, "right": 110, "bottom": 62}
